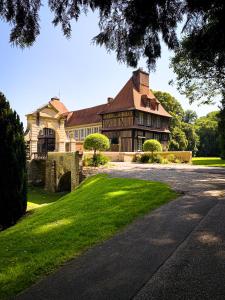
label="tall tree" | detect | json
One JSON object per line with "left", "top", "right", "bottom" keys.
{"left": 181, "top": 122, "right": 199, "bottom": 154}
{"left": 0, "top": 1, "right": 224, "bottom": 71}
{"left": 218, "top": 93, "right": 225, "bottom": 159}
{"left": 183, "top": 110, "right": 197, "bottom": 124}
{"left": 0, "top": 92, "right": 27, "bottom": 229}
{"left": 195, "top": 111, "right": 220, "bottom": 157}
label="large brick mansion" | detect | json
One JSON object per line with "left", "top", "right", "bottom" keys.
{"left": 25, "top": 69, "right": 171, "bottom": 158}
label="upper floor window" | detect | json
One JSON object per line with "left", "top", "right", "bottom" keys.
{"left": 138, "top": 112, "right": 144, "bottom": 125}
{"left": 156, "top": 117, "right": 161, "bottom": 128}
{"left": 146, "top": 114, "right": 151, "bottom": 126}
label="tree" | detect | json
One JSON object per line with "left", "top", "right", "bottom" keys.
{"left": 169, "top": 127, "right": 188, "bottom": 151}
{"left": 153, "top": 91, "right": 184, "bottom": 129}
{"left": 0, "top": 92, "right": 27, "bottom": 229}
{"left": 181, "top": 122, "right": 199, "bottom": 155}
{"left": 84, "top": 133, "right": 110, "bottom": 164}
{"left": 218, "top": 93, "right": 225, "bottom": 159}
{"left": 170, "top": 2, "right": 225, "bottom": 156}
{"left": 195, "top": 111, "right": 220, "bottom": 157}
{"left": 1, "top": 1, "right": 224, "bottom": 71}
{"left": 183, "top": 110, "right": 197, "bottom": 124}
{"left": 143, "top": 139, "right": 162, "bottom": 155}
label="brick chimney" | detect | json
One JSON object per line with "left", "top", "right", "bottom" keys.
{"left": 132, "top": 68, "right": 149, "bottom": 94}
{"left": 107, "top": 97, "right": 114, "bottom": 103}
{"left": 51, "top": 96, "right": 60, "bottom": 101}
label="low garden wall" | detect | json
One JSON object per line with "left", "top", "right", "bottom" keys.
{"left": 84, "top": 151, "right": 192, "bottom": 163}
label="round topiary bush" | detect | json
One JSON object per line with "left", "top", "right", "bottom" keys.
{"left": 0, "top": 92, "right": 27, "bottom": 229}
{"left": 143, "top": 139, "right": 162, "bottom": 154}
{"left": 84, "top": 133, "right": 110, "bottom": 166}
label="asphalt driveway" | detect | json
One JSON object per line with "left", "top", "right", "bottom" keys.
{"left": 17, "top": 163, "right": 225, "bottom": 300}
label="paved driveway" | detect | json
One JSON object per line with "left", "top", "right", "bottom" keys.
{"left": 18, "top": 163, "right": 225, "bottom": 300}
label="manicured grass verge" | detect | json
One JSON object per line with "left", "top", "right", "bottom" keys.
{"left": 0, "top": 174, "right": 177, "bottom": 299}
{"left": 192, "top": 157, "right": 225, "bottom": 167}
{"left": 27, "top": 186, "right": 66, "bottom": 210}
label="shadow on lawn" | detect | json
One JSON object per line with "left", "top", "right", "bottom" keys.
{"left": 28, "top": 186, "right": 67, "bottom": 205}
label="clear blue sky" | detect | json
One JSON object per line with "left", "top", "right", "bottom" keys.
{"left": 0, "top": 7, "right": 219, "bottom": 126}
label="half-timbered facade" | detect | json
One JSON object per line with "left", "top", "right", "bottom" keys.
{"left": 100, "top": 69, "right": 171, "bottom": 152}
{"left": 25, "top": 69, "right": 171, "bottom": 158}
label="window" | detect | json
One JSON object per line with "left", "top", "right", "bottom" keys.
{"left": 87, "top": 128, "right": 92, "bottom": 135}
{"left": 138, "top": 112, "right": 144, "bottom": 125}
{"left": 162, "top": 133, "right": 168, "bottom": 141}
{"left": 156, "top": 117, "right": 161, "bottom": 128}
{"left": 74, "top": 130, "right": 79, "bottom": 140}
{"left": 146, "top": 114, "right": 151, "bottom": 126}
{"left": 79, "top": 129, "right": 84, "bottom": 140}
{"left": 154, "top": 133, "right": 160, "bottom": 141}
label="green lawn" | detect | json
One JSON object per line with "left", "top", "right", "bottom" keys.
{"left": 192, "top": 157, "right": 225, "bottom": 167}
{"left": 0, "top": 174, "right": 177, "bottom": 299}
{"left": 27, "top": 186, "right": 67, "bottom": 210}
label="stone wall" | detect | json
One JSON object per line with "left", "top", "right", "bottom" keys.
{"left": 27, "top": 159, "right": 46, "bottom": 186}
{"left": 45, "top": 151, "right": 81, "bottom": 192}
{"left": 84, "top": 151, "right": 192, "bottom": 163}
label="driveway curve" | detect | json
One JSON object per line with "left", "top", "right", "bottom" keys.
{"left": 18, "top": 163, "right": 225, "bottom": 300}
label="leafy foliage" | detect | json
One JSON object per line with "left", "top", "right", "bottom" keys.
{"left": 181, "top": 122, "right": 199, "bottom": 154}
{"left": 83, "top": 153, "right": 110, "bottom": 167}
{"left": 84, "top": 133, "right": 110, "bottom": 152}
{"left": 1, "top": 1, "right": 224, "bottom": 73}
{"left": 0, "top": 0, "right": 182, "bottom": 69}
{"left": 195, "top": 111, "right": 220, "bottom": 157}
{"left": 154, "top": 90, "right": 198, "bottom": 152}
{"left": 183, "top": 110, "right": 197, "bottom": 124}
{"left": 84, "top": 133, "right": 110, "bottom": 166}
{"left": 0, "top": 92, "right": 27, "bottom": 229}
{"left": 143, "top": 139, "right": 162, "bottom": 153}
{"left": 169, "top": 127, "right": 188, "bottom": 151}
{"left": 218, "top": 93, "right": 225, "bottom": 159}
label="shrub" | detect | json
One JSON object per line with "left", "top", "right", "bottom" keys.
{"left": 0, "top": 92, "right": 27, "bottom": 229}
{"left": 161, "top": 158, "right": 169, "bottom": 164}
{"left": 139, "top": 153, "right": 151, "bottom": 163}
{"left": 83, "top": 154, "right": 110, "bottom": 167}
{"left": 138, "top": 153, "right": 164, "bottom": 164}
{"left": 143, "top": 139, "right": 162, "bottom": 154}
{"left": 132, "top": 154, "right": 141, "bottom": 162}
{"left": 84, "top": 133, "right": 110, "bottom": 166}
{"left": 151, "top": 154, "right": 163, "bottom": 163}
{"left": 167, "top": 154, "right": 176, "bottom": 163}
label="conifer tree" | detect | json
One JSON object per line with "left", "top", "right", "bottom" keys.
{"left": 0, "top": 92, "right": 27, "bottom": 229}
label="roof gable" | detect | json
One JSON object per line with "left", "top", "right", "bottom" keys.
{"left": 101, "top": 72, "right": 171, "bottom": 118}
{"left": 26, "top": 98, "right": 68, "bottom": 118}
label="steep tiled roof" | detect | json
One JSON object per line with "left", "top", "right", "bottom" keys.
{"left": 65, "top": 104, "right": 108, "bottom": 127}
{"left": 101, "top": 75, "right": 171, "bottom": 118}
{"left": 50, "top": 99, "right": 68, "bottom": 114}
{"left": 26, "top": 98, "right": 68, "bottom": 116}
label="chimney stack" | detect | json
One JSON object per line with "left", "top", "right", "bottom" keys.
{"left": 132, "top": 68, "right": 149, "bottom": 94}
{"left": 51, "top": 96, "right": 60, "bottom": 101}
{"left": 107, "top": 97, "right": 114, "bottom": 103}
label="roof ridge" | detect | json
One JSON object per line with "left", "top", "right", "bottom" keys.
{"left": 67, "top": 103, "right": 107, "bottom": 114}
